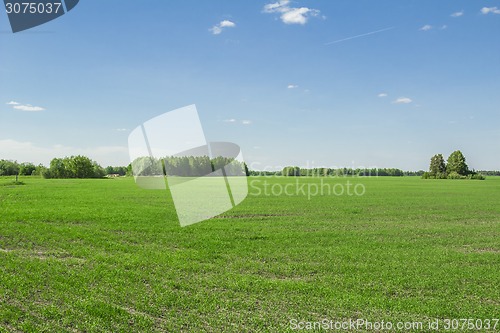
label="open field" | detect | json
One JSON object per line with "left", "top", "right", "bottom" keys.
{"left": 0, "top": 176, "right": 499, "bottom": 332}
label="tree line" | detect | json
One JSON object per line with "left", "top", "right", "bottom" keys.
{"left": 276, "top": 167, "right": 418, "bottom": 177}
{"left": 0, "top": 156, "right": 106, "bottom": 179}
{"left": 1, "top": 151, "right": 497, "bottom": 179}
{"left": 131, "top": 156, "right": 249, "bottom": 177}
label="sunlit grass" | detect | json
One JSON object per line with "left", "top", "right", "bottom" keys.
{"left": 0, "top": 176, "right": 499, "bottom": 332}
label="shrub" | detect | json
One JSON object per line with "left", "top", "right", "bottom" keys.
{"left": 447, "top": 171, "right": 466, "bottom": 179}
{"left": 468, "top": 173, "right": 485, "bottom": 180}
{"left": 422, "top": 172, "right": 433, "bottom": 179}
{"left": 435, "top": 172, "right": 448, "bottom": 179}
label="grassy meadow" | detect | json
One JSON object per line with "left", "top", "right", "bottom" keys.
{"left": 0, "top": 176, "right": 499, "bottom": 332}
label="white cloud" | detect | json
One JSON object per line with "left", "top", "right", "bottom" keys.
{"left": 263, "top": 1, "right": 320, "bottom": 25}
{"left": 210, "top": 26, "right": 222, "bottom": 35}
{"left": 287, "top": 84, "right": 299, "bottom": 89}
{"left": 481, "top": 7, "right": 500, "bottom": 15}
{"left": 210, "top": 20, "right": 236, "bottom": 35}
{"left": 451, "top": 10, "right": 464, "bottom": 17}
{"left": 114, "top": 128, "right": 128, "bottom": 132}
{"left": 392, "top": 97, "right": 413, "bottom": 104}
{"left": 419, "top": 25, "right": 433, "bottom": 31}
{"left": 0, "top": 139, "right": 129, "bottom": 166}
{"left": 440, "top": 25, "right": 448, "bottom": 30}
{"left": 378, "top": 93, "right": 388, "bottom": 98}
{"left": 6, "top": 101, "right": 45, "bottom": 112}
{"left": 223, "top": 118, "right": 251, "bottom": 125}
{"left": 263, "top": 0, "right": 290, "bottom": 13}
{"left": 13, "top": 104, "right": 45, "bottom": 112}
{"left": 281, "top": 7, "right": 319, "bottom": 25}
{"left": 220, "top": 20, "right": 235, "bottom": 28}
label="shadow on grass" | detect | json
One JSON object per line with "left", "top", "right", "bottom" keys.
{"left": 1, "top": 181, "right": 25, "bottom": 187}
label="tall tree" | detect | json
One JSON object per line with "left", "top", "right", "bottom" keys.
{"left": 447, "top": 150, "right": 469, "bottom": 176}
{"left": 429, "top": 154, "right": 446, "bottom": 176}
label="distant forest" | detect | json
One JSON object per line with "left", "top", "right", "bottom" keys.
{"left": 0, "top": 156, "right": 499, "bottom": 179}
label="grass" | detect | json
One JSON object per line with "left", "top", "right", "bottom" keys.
{"left": 1, "top": 181, "right": 25, "bottom": 187}
{"left": 0, "top": 176, "right": 499, "bottom": 332}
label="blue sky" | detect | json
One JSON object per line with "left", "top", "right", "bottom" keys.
{"left": 1, "top": 0, "right": 499, "bottom": 170}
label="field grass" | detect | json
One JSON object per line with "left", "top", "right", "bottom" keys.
{"left": 0, "top": 175, "right": 499, "bottom": 332}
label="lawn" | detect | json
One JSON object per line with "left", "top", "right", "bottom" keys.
{"left": 0, "top": 176, "right": 499, "bottom": 332}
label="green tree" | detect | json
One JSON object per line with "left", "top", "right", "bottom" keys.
{"left": 0, "top": 160, "right": 19, "bottom": 176}
{"left": 45, "top": 156, "right": 105, "bottom": 179}
{"left": 447, "top": 150, "right": 469, "bottom": 176}
{"left": 282, "top": 166, "right": 300, "bottom": 176}
{"left": 65, "top": 155, "right": 94, "bottom": 178}
{"left": 429, "top": 154, "right": 447, "bottom": 178}
{"left": 19, "top": 162, "right": 37, "bottom": 176}
{"left": 105, "top": 166, "right": 115, "bottom": 175}
{"left": 49, "top": 158, "right": 67, "bottom": 178}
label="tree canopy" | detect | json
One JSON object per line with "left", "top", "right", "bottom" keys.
{"left": 446, "top": 150, "right": 469, "bottom": 176}
{"left": 423, "top": 150, "right": 483, "bottom": 180}
{"left": 42, "top": 156, "right": 105, "bottom": 179}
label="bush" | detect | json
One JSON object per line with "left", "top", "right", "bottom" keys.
{"left": 447, "top": 172, "right": 466, "bottom": 179}
{"left": 468, "top": 173, "right": 485, "bottom": 180}
{"left": 422, "top": 172, "right": 448, "bottom": 179}
{"left": 435, "top": 172, "right": 447, "bottom": 179}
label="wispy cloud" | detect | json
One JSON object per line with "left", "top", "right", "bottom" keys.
{"left": 6, "top": 101, "right": 45, "bottom": 112}
{"left": 263, "top": 0, "right": 320, "bottom": 25}
{"left": 223, "top": 118, "right": 252, "bottom": 125}
{"left": 287, "top": 84, "right": 299, "bottom": 89}
{"left": 263, "top": 0, "right": 290, "bottom": 13}
{"left": 114, "top": 128, "right": 128, "bottom": 132}
{"left": 481, "top": 7, "right": 500, "bottom": 15}
{"left": 324, "top": 27, "right": 394, "bottom": 45}
{"left": 392, "top": 97, "right": 413, "bottom": 104}
{"left": 451, "top": 10, "right": 464, "bottom": 17}
{"left": 440, "top": 25, "right": 448, "bottom": 30}
{"left": 419, "top": 25, "right": 433, "bottom": 31}
{"left": 210, "top": 20, "right": 236, "bottom": 35}
{"left": 13, "top": 104, "right": 45, "bottom": 112}
{"left": 378, "top": 93, "right": 388, "bottom": 98}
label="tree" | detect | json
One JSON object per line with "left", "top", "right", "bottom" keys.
{"left": 0, "top": 160, "right": 19, "bottom": 176}
{"left": 65, "top": 155, "right": 94, "bottom": 178}
{"left": 49, "top": 158, "right": 67, "bottom": 178}
{"left": 44, "top": 156, "right": 105, "bottom": 179}
{"left": 429, "top": 154, "right": 446, "bottom": 178}
{"left": 447, "top": 150, "right": 469, "bottom": 176}
{"left": 282, "top": 166, "right": 300, "bottom": 176}
{"left": 19, "top": 162, "right": 37, "bottom": 176}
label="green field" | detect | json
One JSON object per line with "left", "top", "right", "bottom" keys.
{"left": 0, "top": 176, "right": 499, "bottom": 332}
